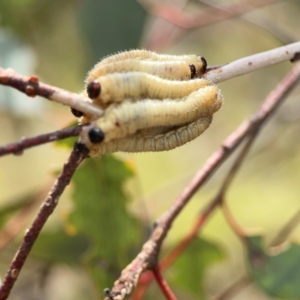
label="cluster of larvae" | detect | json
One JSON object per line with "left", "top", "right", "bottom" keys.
{"left": 74, "top": 50, "right": 223, "bottom": 157}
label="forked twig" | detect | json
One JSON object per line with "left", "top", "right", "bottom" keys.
{"left": 0, "top": 143, "right": 89, "bottom": 300}
{"left": 105, "top": 63, "right": 300, "bottom": 300}
{"left": 133, "top": 127, "right": 261, "bottom": 298}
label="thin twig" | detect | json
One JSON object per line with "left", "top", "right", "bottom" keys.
{"left": 0, "top": 125, "right": 87, "bottom": 157}
{"left": 105, "top": 63, "right": 300, "bottom": 300}
{"left": 0, "top": 142, "right": 89, "bottom": 300}
{"left": 1, "top": 43, "right": 300, "bottom": 121}
{"left": 145, "top": 0, "right": 281, "bottom": 29}
{"left": 0, "top": 68, "right": 103, "bottom": 118}
{"left": 203, "top": 42, "right": 300, "bottom": 83}
{"left": 270, "top": 207, "right": 300, "bottom": 246}
{"left": 152, "top": 266, "right": 177, "bottom": 300}
{"left": 134, "top": 130, "right": 261, "bottom": 298}
{"left": 213, "top": 275, "right": 251, "bottom": 300}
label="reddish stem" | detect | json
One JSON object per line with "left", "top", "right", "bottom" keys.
{"left": 152, "top": 266, "right": 177, "bottom": 300}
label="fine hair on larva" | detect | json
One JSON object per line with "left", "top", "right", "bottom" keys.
{"left": 86, "top": 49, "right": 207, "bottom": 85}
{"left": 87, "top": 59, "right": 204, "bottom": 83}
{"left": 99, "top": 49, "right": 206, "bottom": 66}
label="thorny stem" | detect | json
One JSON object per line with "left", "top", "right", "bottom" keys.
{"left": 105, "top": 63, "right": 300, "bottom": 300}
{"left": 0, "top": 125, "right": 87, "bottom": 157}
{"left": 0, "top": 143, "right": 89, "bottom": 300}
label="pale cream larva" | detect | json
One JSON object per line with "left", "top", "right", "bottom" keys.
{"left": 80, "top": 85, "right": 223, "bottom": 156}
{"left": 92, "top": 85, "right": 221, "bottom": 142}
{"left": 86, "top": 49, "right": 207, "bottom": 84}
{"left": 77, "top": 49, "right": 224, "bottom": 157}
{"left": 87, "top": 116, "right": 213, "bottom": 157}
{"left": 87, "top": 59, "right": 204, "bottom": 82}
{"left": 85, "top": 72, "right": 211, "bottom": 107}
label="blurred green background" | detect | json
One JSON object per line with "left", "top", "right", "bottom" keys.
{"left": 0, "top": 1, "right": 300, "bottom": 299}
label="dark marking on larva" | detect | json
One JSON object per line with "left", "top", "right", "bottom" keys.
{"left": 89, "top": 128, "right": 105, "bottom": 143}
{"left": 115, "top": 121, "right": 120, "bottom": 127}
{"left": 248, "top": 62, "right": 252, "bottom": 66}
{"left": 291, "top": 51, "right": 300, "bottom": 63}
{"left": 200, "top": 57, "right": 207, "bottom": 72}
{"left": 189, "top": 64, "right": 196, "bottom": 79}
{"left": 71, "top": 107, "right": 84, "bottom": 118}
{"left": 87, "top": 80, "right": 101, "bottom": 99}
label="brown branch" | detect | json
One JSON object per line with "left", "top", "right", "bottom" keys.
{"left": 0, "top": 142, "right": 89, "bottom": 300}
{"left": 105, "top": 62, "right": 300, "bottom": 300}
{"left": 0, "top": 68, "right": 103, "bottom": 117}
{"left": 0, "top": 125, "right": 86, "bottom": 157}
{"left": 133, "top": 129, "right": 260, "bottom": 298}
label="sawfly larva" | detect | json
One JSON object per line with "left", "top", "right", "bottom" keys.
{"left": 87, "top": 58, "right": 206, "bottom": 83}
{"left": 86, "top": 49, "right": 207, "bottom": 84}
{"left": 85, "top": 72, "right": 211, "bottom": 106}
{"left": 86, "top": 85, "right": 221, "bottom": 143}
{"left": 85, "top": 116, "right": 213, "bottom": 157}
{"left": 77, "top": 49, "right": 223, "bottom": 156}
{"left": 80, "top": 85, "right": 223, "bottom": 156}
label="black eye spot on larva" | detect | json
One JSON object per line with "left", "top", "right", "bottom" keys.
{"left": 189, "top": 64, "right": 196, "bottom": 79}
{"left": 88, "top": 128, "right": 105, "bottom": 143}
{"left": 200, "top": 57, "right": 207, "bottom": 72}
{"left": 70, "top": 107, "right": 84, "bottom": 117}
{"left": 87, "top": 80, "right": 101, "bottom": 99}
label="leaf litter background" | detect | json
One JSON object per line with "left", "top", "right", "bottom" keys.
{"left": 0, "top": 1, "right": 300, "bottom": 299}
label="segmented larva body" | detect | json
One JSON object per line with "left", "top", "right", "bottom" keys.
{"left": 86, "top": 49, "right": 207, "bottom": 84}
{"left": 87, "top": 59, "right": 204, "bottom": 82}
{"left": 77, "top": 50, "right": 223, "bottom": 156}
{"left": 91, "top": 85, "right": 222, "bottom": 143}
{"left": 87, "top": 72, "right": 211, "bottom": 107}
{"left": 87, "top": 116, "right": 213, "bottom": 157}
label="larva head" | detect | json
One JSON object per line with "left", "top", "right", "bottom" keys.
{"left": 88, "top": 127, "right": 105, "bottom": 144}
{"left": 87, "top": 80, "right": 101, "bottom": 99}
{"left": 184, "top": 55, "right": 207, "bottom": 77}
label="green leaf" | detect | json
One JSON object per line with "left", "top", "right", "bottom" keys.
{"left": 167, "top": 237, "right": 224, "bottom": 298}
{"left": 246, "top": 235, "right": 300, "bottom": 299}
{"left": 68, "top": 155, "right": 142, "bottom": 289}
